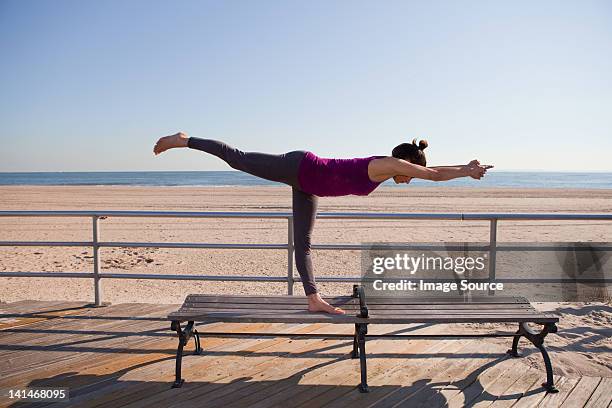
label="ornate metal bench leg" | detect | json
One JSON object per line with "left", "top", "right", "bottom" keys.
{"left": 357, "top": 323, "right": 369, "bottom": 393}
{"left": 506, "top": 326, "right": 522, "bottom": 357}
{"left": 193, "top": 328, "right": 203, "bottom": 355}
{"left": 170, "top": 320, "right": 198, "bottom": 388}
{"left": 537, "top": 342, "right": 557, "bottom": 393}
{"left": 518, "top": 322, "right": 559, "bottom": 393}
{"left": 351, "top": 323, "right": 359, "bottom": 359}
{"left": 171, "top": 320, "right": 186, "bottom": 388}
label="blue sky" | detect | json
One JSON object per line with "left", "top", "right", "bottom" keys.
{"left": 1, "top": 0, "right": 611, "bottom": 172}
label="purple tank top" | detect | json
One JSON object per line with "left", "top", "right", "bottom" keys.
{"left": 297, "top": 151, "right": 384, "bottom": 197}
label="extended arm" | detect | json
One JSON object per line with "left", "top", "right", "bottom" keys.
{"left": 392, "top": 159, "right": 491, "bottom": 181}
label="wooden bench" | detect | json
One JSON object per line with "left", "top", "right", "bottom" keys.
{"left": 167, "top": 285, "right": 559, "bottom": 393}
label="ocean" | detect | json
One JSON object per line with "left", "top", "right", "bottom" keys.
{"left": 0, "top": 171, "right": 610, "bottom": 189}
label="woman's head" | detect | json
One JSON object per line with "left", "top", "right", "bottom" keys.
{"left": 391, "top": 138, "right": 428, "bottom": 184}
{"left": 392, "top": 138, "right": 428, "bottom": 166}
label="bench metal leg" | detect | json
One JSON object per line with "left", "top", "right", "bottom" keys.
{"left": 171, "top": 320, "right": 199, "bottom": 388}
{"left": 351, "top": 323, "right": 359, "bottom": 359}
{"left": 357, "top": 323, "right": 369, "bottom": 393}
{"left": 506, "top": 328, "right": 522, "bottom": 357}
{"left": 508, "top": 322, "right": 558, "bottom": 393}
{"left": 193, "top": 329, "right": 203, "bottom": 355}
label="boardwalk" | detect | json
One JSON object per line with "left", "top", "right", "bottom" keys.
{"left": 0, "top": 301, "right": 609, "bottom": 407}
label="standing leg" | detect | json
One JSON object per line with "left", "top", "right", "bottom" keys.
{"left": 292, "top": 187, "right": 318, "bottom": 295}
{"left": 293, "top": 187, "right": 345, "bottom": 314}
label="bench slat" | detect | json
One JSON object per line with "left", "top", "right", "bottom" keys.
{"left": 167, "top": 311, "right": 557, "bottom": 324}
{"left": 184, "top": 295, "right": 529, "bottom": 305}
{"left": 172, "top": 306, "right": 541, "bottom": 315}
{"left": 180, "top": 301, "right": 533, "bottom": 311}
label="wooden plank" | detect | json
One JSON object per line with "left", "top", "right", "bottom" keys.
{"left": 467, "top": 364, "right": 536, "bottom": 407}
{"left": 0, "top": 303, "right": 180, "bottom": 386}
{"left": 0, "top": 304, "right": 176, "bottom": 385}
{"left": 582, "top": 377, "right": 611, "bottom": 408}
{"left": 508, "top": 374, "right": 549, "bottom": 408}
{"left": 559, "top": 376, "right": 603, "bottom": 408}
{"left": 422, "top": 349, "right": 540, "bottom": 407}
{"left": 86, "top": 322, "right": 350, "bottom": 408}
{"left": 0, "top": 303, "right": 157, "bottom": 366}
{"left": 535, "top": 376, "right": 580, "bottom": 408}
{"left": 485, "top": 369, "right": 542, "bottom": 408}
{"left": 173, "top": 307, "right": 543, "bottom": 316}
{"left": 279, "top": 337, "right": 463, "bottom": 408}
{"left": 0, "top": 301, "right": 93, "bottom": 331}
{"left": 182, "top": 323, "right": 445, "bottom": 408}
{"left": 443, "top": 358, "right": 533, "bottom": 408}
{"left": 184, "top": 294, "right": 528, "bottom": 305}
{"left": 392, "top": 350, "right": 526, "bottom": 407}
{"left": 364, "top": 341, "right": 503, "bottom": 407}
{"left": 318, "top": 339, "right": 505, "bottom": 408}
{"left": 164, "top": 324, "right": 407, "bottom": 408}
{"left": 0, "top": 303, "right": 169, "bottom": 363}
{"left": 0, "top": 300, "right": 79, "bottom": 314}
{"left": 0, "top": 302, "right": 170, "bottom": 345}
{"left": 43, "top": 321, "right": 295, "bottom": 408}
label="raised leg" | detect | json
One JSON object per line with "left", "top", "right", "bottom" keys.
{"left": 357, "top": 323, "right": 369, "bottom": 393}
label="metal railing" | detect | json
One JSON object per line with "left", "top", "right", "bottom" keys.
{"left": 0, "top": 210, "right": 610, "bottom": 306}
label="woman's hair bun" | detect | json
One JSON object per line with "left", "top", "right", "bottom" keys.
{"left": 412, "top": 138, "right": 428, "bottom": 150}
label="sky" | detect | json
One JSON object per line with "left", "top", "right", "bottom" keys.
{"left": 1, "top": 0, "right": 611, "bottom": 172}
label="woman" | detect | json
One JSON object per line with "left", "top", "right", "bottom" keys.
{"left": 153, "top": 132, "right": 492, "bottom": 314}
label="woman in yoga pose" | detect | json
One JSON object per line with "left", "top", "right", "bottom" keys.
{"left": 153, "top": 132, "right": 492, "bottom": 314}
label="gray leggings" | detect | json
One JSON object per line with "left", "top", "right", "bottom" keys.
{"left": 187, "top": 137, "right": 319, "bottom": 295}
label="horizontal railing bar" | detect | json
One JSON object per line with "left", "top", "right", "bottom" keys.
{"left": 0, "top": 272, "right": 95, "bottom": 278}
{"left": 462, "top": 213, "right": 612, "bottom": 221}
{"left": 0, "top": 210, "right": 292, "bottom": 218}
{"left": 98, "top": 242, "right": 287, "bottom": 250}
{"left": 309, "top": 277, "right": 612, "bottom": 284}
{"left": 99, "top": 273, "right": 288, "bottom": 281}
{"left": 0, "top": 241, "right": 92, "bottom": 247}
{"left": 495, "top": 245, "right": 612, "bottom": 251}
{"left": 1, "top": 272, "right": 609, "bottom": 284}
{"left": 2, "top": 241, "right": 610, "bottom": 252}
{"left": 0, "top": 210, "right": 610, "bottom": 221}
{"left": 312, "top": 244, "right": 491, "bottom": 251}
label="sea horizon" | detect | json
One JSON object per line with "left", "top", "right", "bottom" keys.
{"left": 0, "top": 170, "right": 611, "bottom": 189}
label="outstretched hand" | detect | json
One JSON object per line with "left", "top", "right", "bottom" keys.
{"left": 466, "top": 160, "right": 493, "bottom": 180}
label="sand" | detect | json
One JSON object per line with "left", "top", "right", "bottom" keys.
{"left": 0, "top": 185, "right": 611, "bottom": 377}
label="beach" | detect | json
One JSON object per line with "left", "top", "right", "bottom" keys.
{"left": 0, "top": 185, "right": 611, "bottom": 378}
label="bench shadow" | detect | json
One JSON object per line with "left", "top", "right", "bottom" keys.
{"left": 6, "top": 351, "right": 545, "bottom": 408}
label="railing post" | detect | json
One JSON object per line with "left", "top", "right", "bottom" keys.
{"left": 488, "top": 219, "right": 497, "bottom": 295}
{"left": 92, "top": 215, "right": 102, "bottom": 306}
{"left": 287, "top": 216, "right": 294, "bottom": 295}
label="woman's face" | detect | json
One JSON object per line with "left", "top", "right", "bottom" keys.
{"left": 393, "top": 175, "right": 413, "bottom": 184}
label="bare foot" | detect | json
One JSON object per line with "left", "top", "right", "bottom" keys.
{"left": 153, "top": 132, "right": 189, "bottom": 155}
{"left": 307, "top": 293, "right": 346, "bottom": 314}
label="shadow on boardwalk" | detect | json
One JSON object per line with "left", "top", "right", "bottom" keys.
{"left": 7, "top": 350, "right": 550, "bottom": 408}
